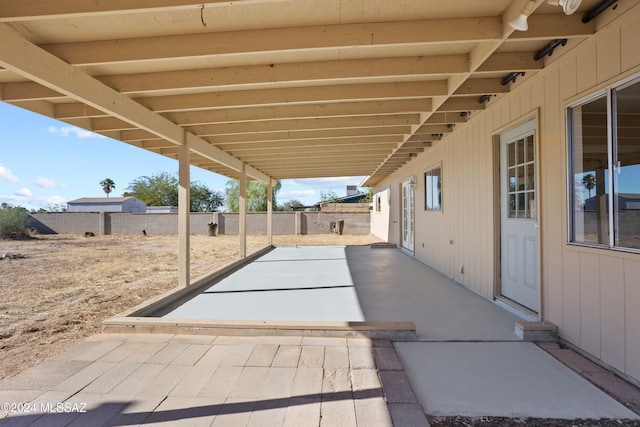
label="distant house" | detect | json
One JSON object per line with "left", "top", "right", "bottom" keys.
{"left": 292, "top": 185, "right": 370, "bottom": 211}
{"left": 67, "top": 197, "right": 147, "bottom": 213}
{"left": 583, "top": 193, "right": 640, "bottom": 211}
{"left": 340, "top": 185, "right": 370, "bottom": 204}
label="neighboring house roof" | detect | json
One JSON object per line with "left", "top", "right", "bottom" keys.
{"left": 68, "top": 197, "right": 144, "bottom": 204}
{"left": 618, "top": 193, "right": 640, "bottom": 200}
{"left": 339, "top": 192, "right": 368, "bottom": 203}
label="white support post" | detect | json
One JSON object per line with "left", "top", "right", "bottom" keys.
{"left": 178, "top": 136, "right": 190, "bottom": 287}
{"left": 239, "top": 170, "right": 247, "bottom": 258}
{"left": 267, "top": 179, "right": 273, "bottom": 246}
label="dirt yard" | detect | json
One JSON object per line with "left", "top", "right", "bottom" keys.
{"left": 0, "top": 233, "right": 381, "bottom": 381}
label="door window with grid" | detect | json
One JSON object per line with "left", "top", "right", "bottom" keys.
{"left": 507, "top": 134, "right": 536, "bottom": 219}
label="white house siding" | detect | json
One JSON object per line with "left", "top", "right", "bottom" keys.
{"left": 371, "top": 3, "right": 640, "bottom": 384}
{"left": 67, "top": 197, "right": 146, "bottom": 213}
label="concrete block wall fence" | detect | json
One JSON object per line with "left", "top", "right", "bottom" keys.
{"left": 29, "top": 212, "right": 370, "bottom": 236}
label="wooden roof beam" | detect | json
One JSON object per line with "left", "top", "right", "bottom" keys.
{"left": 1, "top": 56, "right": 462, "bottom": 101}
{"left": 42, "top": 18, "right": 502, "bottom": 66}
{"left": 135, "top": 81, "right": 446, "bottom": 113}
{"left": 227, "top": 146, "right": 394, "bottom": 157}
{"left": 185, "top": 115, "right": 421, "bottom": 135}
{"left": 509, "top": 13, "right": 595, "bottom": 40}
{"left": 0, "top": 1, "right": 243, "bottom": 22}
{"left": 104, "top": 56, "right": 467, "bottom": 95}
{"left": 166, "top": 100, "right": 432, "bottom": 125}
{"left": 216, "top": 136, "right": 403, "bottom": 151}
{"left": 453, "top": 78, "right": 508, "bottom": 96}
{"left": 207, "top": 127, "right": 412, "bottom": 144}
{"left": 476, "top": 52, "right": 543, "bottom": 73}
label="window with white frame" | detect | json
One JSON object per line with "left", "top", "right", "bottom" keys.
{"left": 568, "top": 76, "right": 640, "bottom": 251}
{"left": 424, "top": 164, "right": 442, "bottom": 211}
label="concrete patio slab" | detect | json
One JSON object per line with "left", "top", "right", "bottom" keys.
{"left": 164, "top": 286, "right": 365, "bottom": 322}
{"left": 395, "top": 341, "right": 640, "bottom": 420}
{"left": 163, "top": 246, "right": 365, "bottom": 322}
{"left": 157, "top": 245, "right": 522, "bottom": 342}
{"left": 343, "top": 246, "right": 523, "bottom": 341}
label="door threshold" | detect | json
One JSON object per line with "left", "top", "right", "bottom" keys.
{"left": 494, "top": 296, "right": 538, "bottom": 321}
{"left": 399, "top": 246, "right": 414, "bottom": 257}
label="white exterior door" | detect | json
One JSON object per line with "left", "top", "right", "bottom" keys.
{"left": 402, "top": 179, "right": 415, "bottom": 251}
{"left": 500, "top": 120, "right": 539, "bottom": 312}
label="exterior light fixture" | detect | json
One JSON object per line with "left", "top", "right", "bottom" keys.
{"left": 547, "top": 0, "right": 583, "bottom": 15}
{"left": 509, "top": 0, "right": 536, "bottom": 31}
{"left": 509, "top": 14, "right": 529, "bottom": 31}
{"left": 534, "top": 39, "right": 568, "bottom": 60}
{"left": 500, "top": 72, "right": 526, "bottom": 86}
{"left": 460, "top": 111, "right": 471, "bottom": 121}
{"left": 409, "top": 177, "right": 417, "bottom": 188}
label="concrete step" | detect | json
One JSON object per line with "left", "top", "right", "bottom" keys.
{"left": 514, "top": 320, "right": 558, "bottom": 342}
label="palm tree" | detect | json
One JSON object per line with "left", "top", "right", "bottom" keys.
{"left": 581, "top": 173, "right": 596, "bottom": 198}
{"left": 100, "top": 178, "right": 116, "bottom": 198}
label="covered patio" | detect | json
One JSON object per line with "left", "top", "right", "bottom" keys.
{"left": 2, "top": 0, "right": 640, "bottom": 424}
{"left": 0, "top": 0, "right": 602, "bottom": 285}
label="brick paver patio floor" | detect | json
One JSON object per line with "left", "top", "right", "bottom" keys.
{"left": 0, "top": 333, "right": 429, "bottom": 426}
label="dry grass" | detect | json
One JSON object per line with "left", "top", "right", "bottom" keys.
{"left": 0, "top": 233, "right": 381, "bottom": 380}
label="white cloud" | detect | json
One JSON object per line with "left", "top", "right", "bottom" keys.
{"left": 279, "top": 190, "right": 316, "bottom": 200}
{"left": 0, "top": 194, "right": 66, "bottom": 209}
{"left": 14, "top": 187, "right": 32, "bottom": 197}
{"left": 288, "top": 177, "right": 364, "bottom": 189}
{"left": 39, "top": 195, "right": 67, "bottom": 206}
{"left": 0, "top": 164, "right": 19, "bottom": 183}
{"left": 34, "top": 177, "right": 59, "bottom": 188}
{"left": 48, "top": 125, "right": 103, "bottom": 139}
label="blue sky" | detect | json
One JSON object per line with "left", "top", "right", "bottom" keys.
{"left": 0, "top": 102, "right": 365, "bottom": 211}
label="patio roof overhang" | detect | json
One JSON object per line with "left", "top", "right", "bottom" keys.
{"left": 0, "top": 0, "right": 604, "bottom": 188}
